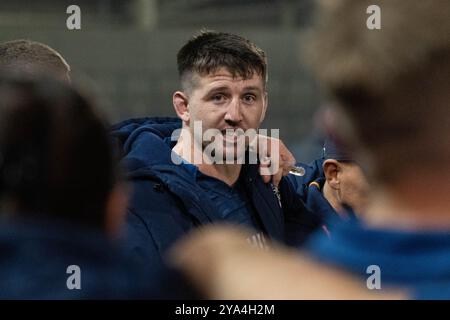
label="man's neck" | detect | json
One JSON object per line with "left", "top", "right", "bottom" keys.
{"left": 173, "top": 130, "right": 242, "bottom": 186}
{"left": 198, "top": 163, "right": 242, "bottom": 187}
{"left": 363, "top": 172, "right": 450, "bottom": 231}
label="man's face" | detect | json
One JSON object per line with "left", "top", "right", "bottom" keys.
{"left": 323, "top": 159, "right": 371, "bottom": 215}
{"left": 337, "top": 162, "right": 371, "bottom": 215}
{"left": 185, "top": 67, "right": 267, "bottom": 161}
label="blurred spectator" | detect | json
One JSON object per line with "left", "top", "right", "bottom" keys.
{"left": 0, "top": 39, "right": 71, "bottom": 83}
{"left": 0, "top": 72, "right": 192, "bottom": 299}
{"left": 288, "top": 128, "right": 370, "bottom": 229}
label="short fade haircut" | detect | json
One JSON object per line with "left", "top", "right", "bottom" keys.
{"left": 306, "top": 0, "right": 450, "bottom": 183}
{"left": 0, "top": 72, "right": 116, "bottom": 229}
{"left": 177, "top": 30, "right": 267, "bottom": 92}
{"left": 0, "top": 39, "right": 71, "bottom": 82}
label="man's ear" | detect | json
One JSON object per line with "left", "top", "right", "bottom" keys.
{"left": 323, "top": 159, "right": 340, "bottom": 190}
{"left": 259, "top": 91, "right": 268, "bottom": 123}
{"left": 173, "top": 91, "right": 190, "bottom": 122}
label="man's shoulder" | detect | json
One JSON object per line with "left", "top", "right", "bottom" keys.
{"left": 111, "top": 116, "right": 181, "bottom": 168}
{"left": 111, "top": 116, "right": 181, "bottom": 133}
{"left": 287, "top": 159, "right": 324, "bottom": 186}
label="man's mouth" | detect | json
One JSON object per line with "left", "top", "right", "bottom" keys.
{"left": 220, "top": 129, "right": 245, "bottom": 143}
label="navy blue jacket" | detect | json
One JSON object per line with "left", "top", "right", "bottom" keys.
{"left": 0, "top": 217, "right": 194, "bottom": 299}
{"left": 306, "top": 217, "right": 450, "bottom": 299}
{"left": 287, "top": 159, "right": 340, "bottom": 223}
{"left": 111, "top": 117, "right": 321, "bottom": 266}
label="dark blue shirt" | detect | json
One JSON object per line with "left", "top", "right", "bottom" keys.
{"left": 181, "top": 160, "right": 261, "bottom": 231}
{"left": 173, "top": 149, "right": 268, "bottom": 247}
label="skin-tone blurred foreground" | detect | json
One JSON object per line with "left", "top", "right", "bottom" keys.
{"left": 169, "top": 225, "right": 407, "bottom": 300}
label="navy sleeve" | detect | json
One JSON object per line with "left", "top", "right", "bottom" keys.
{"left": 121, "top": 176, "right": 196, "bottom": 271}
{"left": 279, "top": 176, "right": 323, "bottom": 247}
{"left": 286, "top": 159, "right": 325, "bottom": 201}
{"left": 122, "top": 208, "right": 163, "bottom": 268}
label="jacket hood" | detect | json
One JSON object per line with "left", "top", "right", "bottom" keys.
{"left": 111, "top": 117, "right": 261, "bottom": 181}
{"left": 111, "top": 117, "right": 184, "bottom": 176}
{"left": 111, "top": 117, "right": 220, "bottom": 224}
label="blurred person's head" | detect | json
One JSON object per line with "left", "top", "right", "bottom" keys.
{"left": 173, "top": 30, "right": 268, "bottom": 161}
{"left": 321, "top": 138, "right": 370, "bottom": 216}
{"left": 0, "top": 40, "right": 71, "bottom": 83}
{"left": 0, "top": 72, "right": 126, "bottom": 237}
{"left": 306, "top": 0, "right": 450, "bottom": 227}
{"left": 307, "top": 0, "right": 450, "bottom": 185}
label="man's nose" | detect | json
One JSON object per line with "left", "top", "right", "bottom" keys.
{"left": 224, "top": 98, "right": 243, "bottom": 126}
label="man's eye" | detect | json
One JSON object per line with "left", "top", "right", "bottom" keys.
{"left": 243, "top": 94, "right": 256, "bottom": 104}
{"left": 211, "top": 94, "right": 226, "bottom": 102}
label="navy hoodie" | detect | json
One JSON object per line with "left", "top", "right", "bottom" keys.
{"left": 111, "top": 117, "right": 322, "bottom": 267}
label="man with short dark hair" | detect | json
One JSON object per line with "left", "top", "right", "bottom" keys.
{"left": 113, "top": 30, "right": 321, "bottom": 267}
{"left": 0, "top": 39, "right": 71, "bottom": 82}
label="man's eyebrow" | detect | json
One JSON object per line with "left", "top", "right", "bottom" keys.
{"left": 204, "top": 85, "right": 263, "bottom": 96}
{"left": 206, "top": 86, "right": 230, "bottom": 94}
{"left": 242, "top": 86, "right": 263, "bottom": 93}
